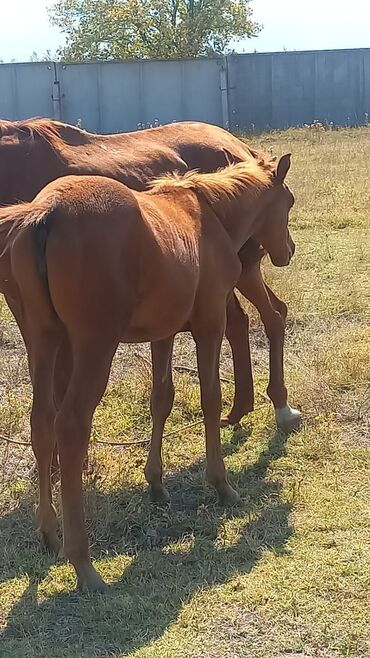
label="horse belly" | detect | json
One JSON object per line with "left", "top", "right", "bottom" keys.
{"left": 121, "top": 266, "right": 198, "bottom": 343}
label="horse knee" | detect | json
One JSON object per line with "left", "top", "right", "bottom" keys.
{"left": 276, "top": 300, "right": 288, "bottom": 323}
{"left": 55, "top": 408, "right": 90, "bottom": 465}
{"left": 31, "top": 403, "right": 54, "bottom": 434}
{"left": 264, "top": 311, "right": 285, "bottom": 342}
{"left": 226, "top": 298, "right": 249, "bottom": 339}
{"left": 31, "top": 403, "right": 56, "bottom": 458}
{"left": 151, "top": 380, "right": 175, "bottom": 420}
{"left": 200, "top": 384, "right": 221, "bottom": 420}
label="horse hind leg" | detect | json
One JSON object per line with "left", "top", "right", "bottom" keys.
{"left": 222, "top": 292, "right": 254, "bottom": 426}
{"left": 43, "top": 333, "right": 90, "bottom": 485}
{"left": 29, "top": 329, "right": 62, "bottom": 555}
{"left": 48, "top": 332, "right": 88, "bottom": 483}
{"left": 144, "top": 337, "right": 175, "bottom": 503}
{"left": 55, "top": 338, "right": 118, "bottom": 592}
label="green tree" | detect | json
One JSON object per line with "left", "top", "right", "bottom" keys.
{"left": 49, "top": 0, "right": 261, "bottom": 60}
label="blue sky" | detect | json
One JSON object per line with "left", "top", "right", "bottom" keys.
{"left": 1, "top": 0, "right": 369, "bottom": 62}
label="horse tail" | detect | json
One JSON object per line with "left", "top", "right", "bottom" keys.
{"left": 0, "top": 197, "right": 60, "bottom": 302}
{"left": 0, "top": 197, "right": 57, "bottom": 261}
{"left": 0, "top": 198, "right": 56, "bottom": 247}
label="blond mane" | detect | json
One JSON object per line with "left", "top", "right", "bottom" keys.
{"left": 149, "top": 158, "right": 274, "bottom": 204}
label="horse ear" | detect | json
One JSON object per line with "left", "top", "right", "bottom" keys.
{"left": 276, "top": 153, "right": 291, "bottom": 182}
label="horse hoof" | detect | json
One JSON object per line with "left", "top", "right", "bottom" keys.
{"left": 220, "top": 415, "right": 232, "bottom": 428}
{"left": 150, "top": 484, "right": 170, "bottom": 504}
{"left": 216, "top": 483, "right": 241, "bottom": 507}
{"left": 275, "top": 405, "right": 302, "bottom": 434}
{"left": 77, "top": 567, "right": 108, "bottom": 593}
{"left": 220, "top": 414, "right": 242, "bottom": 428}
{"left": 220, "top": 407, "right": 253, "bottom": 427}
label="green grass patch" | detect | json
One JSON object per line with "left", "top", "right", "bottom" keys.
{"left": 0, "top": 127, "right": 369, "bottom": 657}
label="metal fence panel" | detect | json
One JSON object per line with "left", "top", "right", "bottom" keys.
{"left": 314, "top": 50, "right": 362, "bottom": 124}
{"left": 57, "top": 62, "right": 101, "bottom": 131}
{"left": 1, "top": 50, "right": 369, "bottom": 133}
{"left": 57, "top": 58, "right": 224, "bottom": 133}
{"left": 270, "top": 52, "right": 316, "bottom": 127}
{"left": 227, "top": 53, "right": 273, "bottom": 131}
{"left": 228, "top": 49, "right": 370, "bottom": 131}
{"left": 0, "top": 63, "right": 55, "bottom": 120}
{"left": 364, "top": 50, "right": 370, "bottom": 121}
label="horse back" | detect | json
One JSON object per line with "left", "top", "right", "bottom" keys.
{"left": 35, "top": 177, "right": 203, "bottom": 343}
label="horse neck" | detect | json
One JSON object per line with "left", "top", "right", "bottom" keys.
{"left": 211, "top": 190, "right": 268, "bottom": 251}
{"left": 4, "top": 140, "right": 64, "bottom": 205}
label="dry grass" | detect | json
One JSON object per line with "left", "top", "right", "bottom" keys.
{"left": 0, "top": 127, "right": 369, "bottom": 658}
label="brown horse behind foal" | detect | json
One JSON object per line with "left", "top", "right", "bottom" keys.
{"left": 2, "top": 155, "right": 294, "bottom": 591}
{"left": 0, "top": 117, "right": 301, "bottom": 432}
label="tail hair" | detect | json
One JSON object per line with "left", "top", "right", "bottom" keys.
{"left": 0, "top": 198, "right": 56, "bottom": 257}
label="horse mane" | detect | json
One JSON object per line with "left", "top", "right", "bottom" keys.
{"left": 149, "top": 158, "right": 274, "bottom": 205}
{"left": 0, "top": 117, "right": 91, "bottom": 151}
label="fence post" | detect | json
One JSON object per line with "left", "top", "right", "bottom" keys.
{"left": 51, "top": 62, "right": 62, "bottom": 121}
{"left": 220, "top": 57, "right": 230, "bottom": 129}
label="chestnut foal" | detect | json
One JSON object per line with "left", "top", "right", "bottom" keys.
{"left": 1, "top": 154, "right": 294, "bottom": 591}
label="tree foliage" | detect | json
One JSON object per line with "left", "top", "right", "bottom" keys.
{"left": 49, "top": 0, "right": 261, "bottom": 60}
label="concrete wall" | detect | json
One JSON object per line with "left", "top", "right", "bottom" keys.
{"left": 1, "top": 49, "right": 369, "bottom": 133}
{"left": 0, "top": 58, "right": 226, "bottom": 133}
{"left": 227, "top": 49, "right": 370, "bottom": 131}
{"left": 0, "top": 62, "right": 55, "bottom": 120}
{"left": 57, "top": 58, "right": 226, "bottom": 132}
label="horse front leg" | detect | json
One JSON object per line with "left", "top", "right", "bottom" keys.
{"left": 193, "top": 318, "right": 240, "bottom": 506}
{"left": 144, "top": 337, "right": 175, "bottom": 503}
{"left": 221, "top": 292, "right": 254, "bottom": 426}
{"left": 263, "top": 283, "right": 301, "bottom": 432}
{"left": 237, "top": 262, "right": 302, "bottom": 434}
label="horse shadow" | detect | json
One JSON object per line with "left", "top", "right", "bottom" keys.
{"left": 0, "top": 426, "right": 292, "bottom": 657}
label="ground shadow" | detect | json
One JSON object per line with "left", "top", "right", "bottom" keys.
{"left": 0, "top": 427, "right": 292, "bottom": 657}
